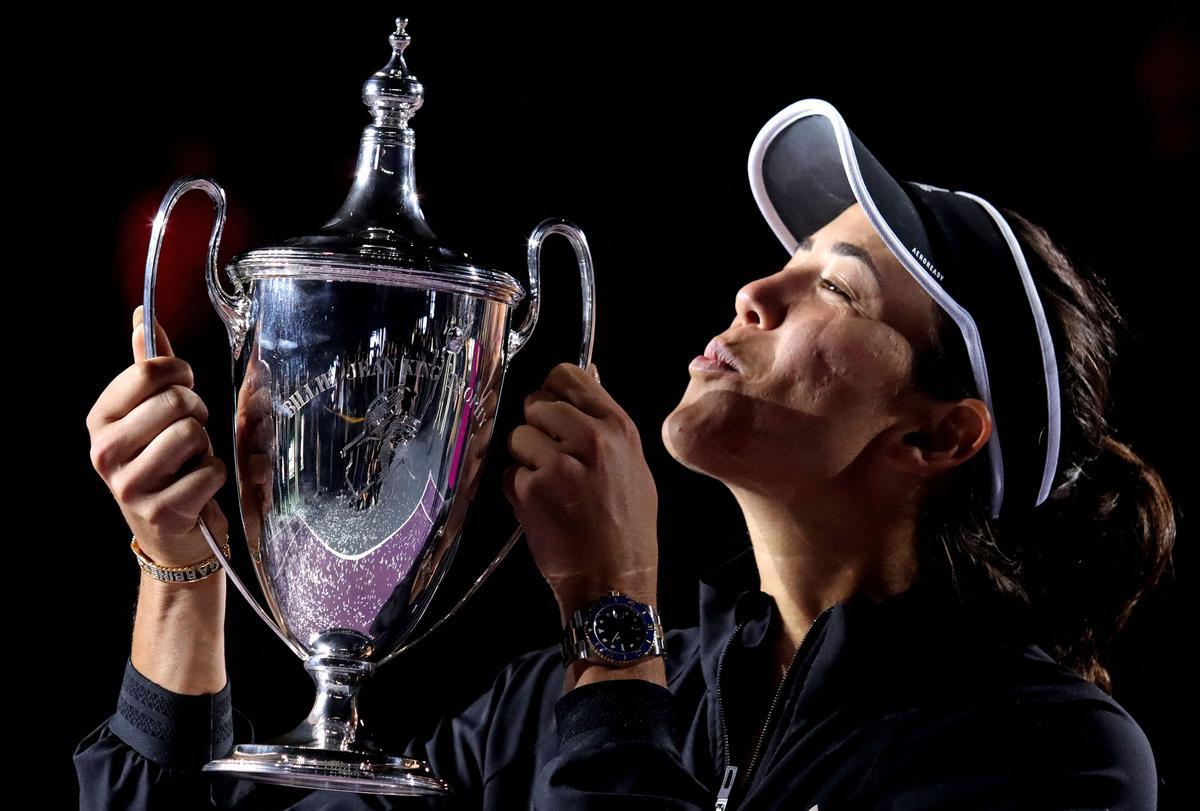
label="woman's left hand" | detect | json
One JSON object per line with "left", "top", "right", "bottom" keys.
{"left": 502, "top": 361, "right": 659, "bottom": 622}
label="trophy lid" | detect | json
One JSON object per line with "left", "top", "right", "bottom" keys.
{"left": 227, "top": 18, "right": 524, "bottom": 306}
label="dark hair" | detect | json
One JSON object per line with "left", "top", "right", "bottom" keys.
{"left": 908, "top": 207, "right": 1177, "bottom": 695}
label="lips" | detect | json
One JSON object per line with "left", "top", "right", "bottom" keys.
{"left": 703, "top": 338, "right": 743, "bottom": 373}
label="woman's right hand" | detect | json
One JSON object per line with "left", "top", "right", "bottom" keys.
{"left": 86, "top": 305, "right": 229, "bottom": 570}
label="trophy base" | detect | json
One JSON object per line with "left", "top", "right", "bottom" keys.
{"left": 202, "top": 744, "right": 451, "bottom": 796}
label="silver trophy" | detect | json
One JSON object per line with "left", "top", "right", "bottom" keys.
{"left": 138, "top": 17, "right": 595, "bottom": 796}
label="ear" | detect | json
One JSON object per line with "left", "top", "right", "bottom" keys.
{"left": 887, "top": 398, "right": 992, "bottom": 479}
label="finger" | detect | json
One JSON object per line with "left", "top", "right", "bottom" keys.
{"left": 542, "top": 362, "right": 612, "bottom": 420}
{"left": 507, "top": 423, "right": 561, "bottom": 469}
{"left": 156, "top": 456, "right": 227, "bottom": 524}
{"left": 89, "top": 357, "right": 195, "bottom": 429}
{"left": 99, "top": 385, "right": 210, "bottom": 469}
{"left": 198, "top": 498, "right": 229, "bottom": 538}
{"left": 588, "top": 361, "right": 600, "bottom": 383}
{"left": 501, "top": 464, "right": 518, "bottom": 505}
{"left": 502, "top": 463, "right": 543, "bottom": 511}
{"left": 523, "top": 390, "right": 591, "bottom": 447}
{"left": 114, "top": 417, "right": 213, "bottom": 497}
{"left": 132, "top": 304, "right": 175, "bottom": 361}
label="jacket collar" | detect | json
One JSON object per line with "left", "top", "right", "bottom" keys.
{"left": 696, "top": 545, "right": 1033, "bottom": 716}
{"left": 697, "top": 546, "right": 762, "bottom": 689}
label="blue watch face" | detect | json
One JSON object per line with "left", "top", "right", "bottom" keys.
{"left": 587, "top": 595, "right": 654, "bottom": 662}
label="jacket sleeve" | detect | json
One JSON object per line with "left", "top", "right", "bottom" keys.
{"left": 71, "top": 655, "right": 504, "bottom": 811}
{"left": 72, "top": 656, "right": 266, "bottom": 811}
{"left": 533, "top": 679, "right": 711, "bottom": 809}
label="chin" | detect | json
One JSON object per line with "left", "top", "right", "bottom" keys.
{"left": 661, "top": 403, "right": 752, "bottom": 480}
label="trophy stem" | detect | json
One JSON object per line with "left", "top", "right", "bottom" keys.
{"left": 277, "top": 654, "right": 377, "bottom": 750}
{"left": 201, "top": 653, "right": 451, "bottom": 796}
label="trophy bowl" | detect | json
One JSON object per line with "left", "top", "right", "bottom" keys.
{"left": 137, "top": 18, "right": 596, "bottom": 796}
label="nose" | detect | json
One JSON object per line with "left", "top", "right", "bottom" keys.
{"left": 734, "top": 270, "right": 789, "bottom": 330}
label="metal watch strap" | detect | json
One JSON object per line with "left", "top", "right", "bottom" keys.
{"left": 560, "top": 608, "right": 592, "bottom": 666}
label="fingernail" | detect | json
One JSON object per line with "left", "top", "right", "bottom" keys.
{"left": 590, "top": 362, "right": 600, "bottom": 382}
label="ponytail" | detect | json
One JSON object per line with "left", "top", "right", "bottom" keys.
{"left": 911, "top": 208, "right": 1178, "bottom": 695}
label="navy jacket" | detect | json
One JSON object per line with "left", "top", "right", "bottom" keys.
{"left": 73, "top": 548, "right": 1159, "bottom": 809}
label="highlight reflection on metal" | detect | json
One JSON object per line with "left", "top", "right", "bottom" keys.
{"left": 138, "top": 17, "right": 595, "bottom": 797}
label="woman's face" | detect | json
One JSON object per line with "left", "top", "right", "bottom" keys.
{"left": 661, "top": 202, "right": 948, "bottom": 502}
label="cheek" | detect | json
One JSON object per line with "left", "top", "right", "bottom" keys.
{"left": 777, "top": 318, "right": 914, "bottom": 410}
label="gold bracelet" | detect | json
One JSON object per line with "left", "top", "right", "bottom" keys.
{"left": 130, "top": 534, "right": 231, "bottom": 584}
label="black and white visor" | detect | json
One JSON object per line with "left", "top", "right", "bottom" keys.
{"left": 747, "top": 98, "right": 1061, "bottom": 520}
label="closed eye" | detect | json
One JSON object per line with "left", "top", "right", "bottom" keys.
{"left": 819, "top": 278, "right": 852, "bottom": 301}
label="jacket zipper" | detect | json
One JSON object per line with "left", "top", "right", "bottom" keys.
{"left": 714, "top": 618, "right": 748, "bottom": 811}
{"left": 714, "top": 604, "right": 835, "bottom": 811}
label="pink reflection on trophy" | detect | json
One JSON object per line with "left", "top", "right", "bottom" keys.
{"left": 268, "top": 474, "right": 446, "bottom": 645}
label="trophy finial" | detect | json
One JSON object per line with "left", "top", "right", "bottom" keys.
{"left": 392, "top": 17, "right": 409, "bottom": 51}
{"left": 363, "top": 16, "right": 424, "bottom": 130}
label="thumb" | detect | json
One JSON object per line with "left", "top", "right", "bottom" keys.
{"left": 132, "top": 304, "right": 175, "bottom": 361}
{"left": 587, "top": 361, "right": 600, "bottom": 383}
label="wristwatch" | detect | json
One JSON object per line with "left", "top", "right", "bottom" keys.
{"left": 560, "top": 590, "right": 665, "bottom": 668}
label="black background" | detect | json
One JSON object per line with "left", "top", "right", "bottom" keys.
{"left": 34, "top": 4, "right": 1194, "bottom": 809}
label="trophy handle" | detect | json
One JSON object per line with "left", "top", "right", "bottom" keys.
{"left": 507, "top": 217, "right": 596, "bottom": 364}
{"left": 385, "top": 217, "right": 596, "bottom": 660}
{"left": 142, "top": 175, "right": 308, "bottom": 661}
